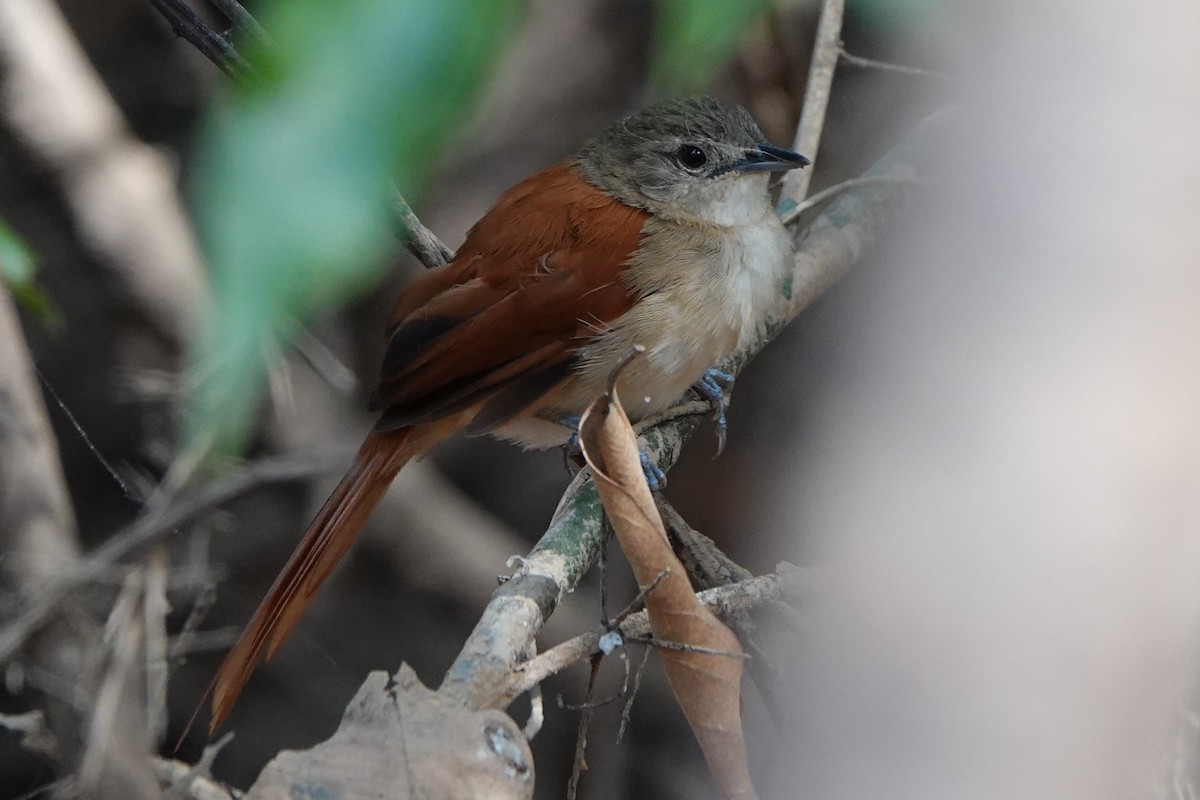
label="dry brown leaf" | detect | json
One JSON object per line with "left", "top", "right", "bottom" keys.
{"left": 247, "top": 665, "right": 533, "bottom": 800}
{"left": 579, "top": 362, "right": 758, "bottom": 800}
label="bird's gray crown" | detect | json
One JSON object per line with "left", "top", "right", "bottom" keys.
{"left": 576, "top": 97, "right": 799, "bottom": 225}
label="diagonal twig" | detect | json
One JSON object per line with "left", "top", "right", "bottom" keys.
{"left": 781, "top": 0, "right": 845, "bottom": 204}
{"left": 839, "top": 47, "right": 955, "bottom": 82}
{"left": 0, "top": 449, "right": 351, "bottom": 663}
{"left": 208, "top": 0, "right": 270, "bottom": 48}
{"left": 781, "top": 174, "right": 930, "bottom": 226}
{"left": 148, "top": 0, "right": 252, "bottom": 80}
{"left": 504, "top": 570, "right": 812, "bottom": 704}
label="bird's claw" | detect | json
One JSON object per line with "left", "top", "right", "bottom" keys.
{"left": 559, "top": 414, "right": 583, "bottom": 472}
{"left": 561, "top": 413, "right": 667, "bottom": 491}
{"left": 692, "top": 368, "right": 734, "bottom": 456}
{"left": 640, "top": 451, "right": 667, "bottom": 492}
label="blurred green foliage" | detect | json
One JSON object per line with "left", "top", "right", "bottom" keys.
{"left": 848, "top": 0, "right": 937, "bottom": 32}
{"left": 654, "top": 0, "right": 770, "bottom": 92}
{"left": 0, "top": 218, "right": 34, "bottom": 286}
{"left": 0, "top": 218, "right": 58, "bottom": 327}
{"left": 188, "top": 0, "right": 520, "bottom": 455}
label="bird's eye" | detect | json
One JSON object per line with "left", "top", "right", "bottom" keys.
{"left": 678, "top": 145, "right": 707, "bottom": 170}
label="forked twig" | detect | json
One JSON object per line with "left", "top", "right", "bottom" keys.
{"left": 781, "top": 174, "right": 930, "bottom": 226}
{"left": 839, "top": 47, "right": 955, "bottom": 82}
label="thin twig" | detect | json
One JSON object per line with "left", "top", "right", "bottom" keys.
{"left": 207, "top": 0, "right": 270, "bottom": 48}
{"left": 157, "top": 731, "right": 236, "bottom": 800}
{"left": 291, "top": 328, "right": 359, "bottom": 396}
{"left": 504, "top": 570, "right": 811, "bottom": 704}
{"left": 78, "top": 570, "right": 147, "bottom": 796}
{"left": 0, "top": 449, "right": 350, "bottom": 663}
{"left": 523, "top": 684, "right": 544, "bottom": 740}
{"left": 565, "top": 654, "right": 603, "bottom": 800}
{"left": 626, "top": 637, "right": 749, "bottom": 658}
{"left": 839, "top": 47, "right": 955, "bottom": 81}
{"left": 561, "top": 663, "right": 630, "bottom": 712}
{"left": 0, "top": 710, "right": 58, "bottom": 760}
{"left": 170, "top": 582, "right": 219, "bottom": 667}
{"left": 780, "top": 174, "right": 929, "bottom": 226}
{"left": 148, "top": 0, "right": 252, "bottom": 80}
{"left": 781, "top": 0, "right": 845, "bottom": 204}
{"left": 391, "top": 190, "right": 454, "bottom": 269}
{"left": 144, "top": 548, "right": 171, "bottom": 746}
{"left": 13, "top": 778, "right": 68, "bottom": 800}
{"left": 616, "top": 647, "right": 650, "bottom": 743}
{"left": 616, "top": 570, "right": 669, "bottom": 624}
{"left": 168, "top": 626, "right": 241, "bottom": 659}
{"left": 658, "top": 498, "right": 751, "bottom": 590}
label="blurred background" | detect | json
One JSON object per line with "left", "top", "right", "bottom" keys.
{"left": 0, "top": 1, "right": 941, "bottom": 796}
{"left": 6, "top": 0, "right": 1198, "bottom": 798}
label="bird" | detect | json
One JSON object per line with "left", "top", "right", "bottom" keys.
{"left": 208, "top": 96, "right": 808, "bottom": 731}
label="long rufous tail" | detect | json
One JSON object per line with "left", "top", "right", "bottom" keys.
{"left": 208, "top": 426, "right": 438, "bottom": 732}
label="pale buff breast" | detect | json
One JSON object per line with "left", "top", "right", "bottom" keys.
{"left": 495, "top": 212, "right": 792, "bottom": 450}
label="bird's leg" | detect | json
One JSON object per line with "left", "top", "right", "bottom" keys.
{"left": 639, "top": 451, "right": 668, "bottom": 492}
{"left": 557, "top": 414, "right": 667, "bottom": 491}
{"left": 558, "top": 413, "right": 584, "bottom": 475}
{"left": 691, "top": 368, "right": 735, "bottom": 455}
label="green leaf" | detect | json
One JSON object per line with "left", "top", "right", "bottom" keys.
{"left": 654, "top": 0, "right": 770, "bottom": 92}
{"left": 187, "top": 0, "right": 520, "bottom": 455}
{"left": 0, "top": 219, "right": 61, "bottom": 328}
{"left": 0, "top": 218, "right": 35, "bottom": 286}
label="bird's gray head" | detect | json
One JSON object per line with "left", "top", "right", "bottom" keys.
{"left": 576, "top": 96, "right": 808, "bottom": 227}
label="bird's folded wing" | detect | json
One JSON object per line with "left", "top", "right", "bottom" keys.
{"left": 371, "top": 161, "right": 649, "bottom": 431}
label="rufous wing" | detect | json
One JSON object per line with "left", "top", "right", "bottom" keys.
{"left": 371, "top": 161, "right": 650, "bottom": 431}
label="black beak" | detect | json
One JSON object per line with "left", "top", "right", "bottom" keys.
{"left": 731, "top": 143, "right": 810, "bottom": 173}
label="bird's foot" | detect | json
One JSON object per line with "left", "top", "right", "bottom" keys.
{"left": 559, "top": 413, "right": 667, "bottom": 491}
{"left": 558, "top": 414, "right": 583, "bottom": 473}
{"left": 692, "top": 368, "right": 734, "bottom": 455}
{"left": 640, "top": 451, "right": 668, "bottom": 492}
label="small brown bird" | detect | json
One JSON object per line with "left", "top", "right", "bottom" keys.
{"left": 209, "top": 96, "right": 808, "bottom": 730}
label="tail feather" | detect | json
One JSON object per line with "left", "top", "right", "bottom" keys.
{"left": 208, "top": 427, "right": 429, "bottom": 732}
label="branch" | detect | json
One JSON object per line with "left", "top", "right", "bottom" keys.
{"left": 244, "top": 666, "right": 533, "bottom": 798}
{"left": 502, "top": 569, "right": 814, "bottom": 706}
{"left": 437, "top": 106, "right": 947, "bottom": 713}
{"left": 0, "top": 449, "right": 351, "bottom": 663}
{"left": 391, "top": 190, "right": 454, "bottom": 269}
{"left": 780, "top": 174, "right": 930, "bottom": 226}
{"left": 839, "top": 47, "right": 955, "bottom": 82}
{"left": 154, "top": 732, "right": 236, "bottom": 800}
{"left": 148, "top": 0, "right": 252, "bottom": 80}
{"left": 780, "top": 0, "right": 845, "bottom": 204}
{"left": 0, "top": 289, "right": 159, "bottom": 796}
{"left": 207, "top": 0, "right": 270, "bottom": 49}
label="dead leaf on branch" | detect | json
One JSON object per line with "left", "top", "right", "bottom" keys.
{"left": 578, "top": 351, "right": 758, "bottom": 800}
{"left": 246, "top": 665, "right": 532, "bottom": 800}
